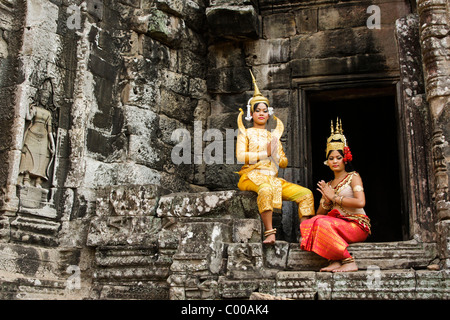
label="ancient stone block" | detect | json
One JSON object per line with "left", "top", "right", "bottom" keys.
{"left": 86, "top": 129, "right": 127, "bottom": 162}
{"left": 244, "top": 38, "right": 290, "bottom": 66}
{"left": 159, "top": 87, "right": 196, "bottom": 123}
{"left": 250, "top": 64, "right": 291, "bottom": 90}
{"left": 415, "top": 270, "right": 450, "bottom": 299}
{"left": 156, "top": 190, "right": 258, "bottom": 219}
{"left": 86, "top": 184, "right": 170, "bottom": 246}
{"left": 155, "top": 0, "right": 206, "bottom": 32}
{"left": 263, "top": 12, "right": 296, "bottom": 39}
{"left": 286, "top": 244, "right": 327, "bottom": 271}
{"left": 226, "top": 243, "right": 264, "bottom": 279}
{"left": 146, "top": 9, "right": 186, "bottom": 47}
{"left": 218, "top": 277, "right": 273, "bottom": 299}
{"left": 87, "top": 215, "right": 162, "bottom": 247}
{"left": 10, "top": 215, "right": 60, "bottom": 247}
{"left": 206, "top": 5, "right": 260, "bottom": 40}
{"left": 208, "top": 42, "right": 246, "bottom": 70}
{"left": 290, "top": 54, "right": 388, "bottom": 77}
{"left": 96, "top": 281, "right": 170, "bottom": 300}
{"left": 207, "top": 66, "right": 251, "bottom": 94}
{"left": 332, "top": 269, "right": 417, "bottom": 300}
{"left": 294, "top": 8, "right": 317, "bottom": 33}
{"left": 96, "top": 184, "right": 168, "bottom": 217}
{"left": 263, "top": 241, "right": 289, "bottom": 269}
{"left": 275, "top": 271, "right": 317, "bottom": 300}
{"left": 232, "top": 218, "right": 261, "bottom": 243}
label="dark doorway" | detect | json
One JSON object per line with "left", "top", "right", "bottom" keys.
{"left": 307, "top": 87, "right": 405, "bottom": 242}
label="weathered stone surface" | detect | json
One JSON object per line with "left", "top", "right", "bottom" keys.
{"left": 156, "top": 190, "right": 259, "bottom": 218}
{"left": 232, "top": 218, "right": 262, "bottom": 243}
{"left": 86, "top": 184, "right": 170, "bottom": 246}
{"left": 249, "top": 292, "right": 292, "bottom": 300}
{"left": 0, "top": 0, "right": 449, "bottom": 302}
{"left": 226, "top": 243, "right": 264, "bottom": 279}
{"left": 206, "top": 5, "right": 260, "bottom": 40}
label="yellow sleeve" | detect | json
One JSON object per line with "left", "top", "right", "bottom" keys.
{"left": 276, "top": 141, "right": 288, "bottom": 168}
{"left": 236, "top": 132, "right": 268, "bottom": 164}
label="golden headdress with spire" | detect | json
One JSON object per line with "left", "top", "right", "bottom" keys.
{"left": 326, "top": 118, "right": 347, "bottom": 157}
{"left": 237, "top": 69, "right": 283, "bottom": 139}
{"left": 249, "top": 70, "right": 270, "bottom": 111}
{"left": 243, "top": 70, "right": 272, "bottom": 121}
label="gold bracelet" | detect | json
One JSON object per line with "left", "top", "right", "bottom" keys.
{"left": 320, "top": 198, "right": 332, "bottom": 210}
{"left": 339, "top": 196, "right": 344, "bottom": 206}
{"left": 321, "top": 202, "right": 332, "bottom": 210}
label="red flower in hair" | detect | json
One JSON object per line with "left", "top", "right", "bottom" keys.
{"left": 343, "top": 146, "right": 353, "bottom": 162}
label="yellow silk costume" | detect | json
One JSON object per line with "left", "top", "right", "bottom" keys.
{"left": 236, "top": 109, "right": 315, "bottom": 219}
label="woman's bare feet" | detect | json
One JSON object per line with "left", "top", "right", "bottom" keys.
{"left": 263, "top": 233, "right": 276, "bottom": 245}
{"left": 320, "top": 260, "right": 341, "bottom": 272}
{"left": 263, "top": 228, "right": 276, "bottom": 245}
{"left": 332, "top": 261, "right": 358, "bottom": 272}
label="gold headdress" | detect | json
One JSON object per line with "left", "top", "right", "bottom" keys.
{"left": 237, "top": 70, "right": 283, "bottom": 139}
{"left": 326, "top": 118, "right": 347, "bottom": 157}
{"left": 249, "top": 70, "right": 270, "bottom": 110}
{"left": 244, "top": 70, "right": 272, "bottom": 121}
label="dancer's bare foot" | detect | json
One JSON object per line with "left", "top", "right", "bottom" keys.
{"left": 263, "top": 233, "right": 276, "bottom": 245}
{"left": 320, "top": 260, "right": 342, "bottom": 272}
{"left": 332, "top": 261, "right": 358, "bottom": 272}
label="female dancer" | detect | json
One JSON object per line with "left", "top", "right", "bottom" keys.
{"left": 236, "top": 71, "right": 315, "bottom": 244}
{"left": 300, "top": 119, "right": 371, "bottom": 272}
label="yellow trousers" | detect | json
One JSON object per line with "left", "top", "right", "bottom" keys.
{"left": 238, "top": 173, "right": 315, "bottom": 219}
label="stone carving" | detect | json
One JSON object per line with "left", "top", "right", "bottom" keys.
{"left": 0, "top": 0, "right": 449, "bottom": 301}
{"left": 18, "top": 79, "right": 57, "bottom": 189}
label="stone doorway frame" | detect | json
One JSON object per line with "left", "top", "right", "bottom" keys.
{"left": 290, "top": 72, "right": 434, "bottom": 241}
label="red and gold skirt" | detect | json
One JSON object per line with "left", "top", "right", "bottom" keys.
{"left": 300, "top": 209, "right": 370, "bottom": 261}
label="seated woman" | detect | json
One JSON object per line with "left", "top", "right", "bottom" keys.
{"left": 236, "top": 71, "right": 315, "bottom": 245}
{"left": 300, "top": 119, "right": 371, "bottom": 272}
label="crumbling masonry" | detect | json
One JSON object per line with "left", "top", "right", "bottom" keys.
{"left": 0, "top": 0, "right": 449, "bottom": 299}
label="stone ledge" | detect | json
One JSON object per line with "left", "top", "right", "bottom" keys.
{"left": 156, "top": 190, "right": 259, "bottom": 219}
{"left": 219, "top": 269, "right": 450, "bottom": 300}
{"left": 270, "top": 269, "right": 450, "bottom": 300}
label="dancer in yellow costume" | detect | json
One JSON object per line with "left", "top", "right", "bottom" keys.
{"left": 236, "top": 71, "right": 315, "bottom": 244}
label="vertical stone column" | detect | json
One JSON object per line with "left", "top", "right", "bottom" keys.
{"left": 417, "top": 0, "right": 450, "bottom": 266}
{"left": 395, "top": 14, "right": 435, "bottom": 241}
{"left": 0, "top": 0, "right": 25, "bottom": 224}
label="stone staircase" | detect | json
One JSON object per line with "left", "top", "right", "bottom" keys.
{"left": 286, "top": 239, "right": 438, "bottom": 271}
{"left": 0, "top": 188, "right": 448, "bottom": 300}
{"left": 154, "top": 190, "right": 448, "bottom": 300}
{"left": 256, "top": 240, "right": 446, "bottom": 300}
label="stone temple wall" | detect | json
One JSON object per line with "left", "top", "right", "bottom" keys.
{"left": 0, "top": 0, "right": 449, "bottom": 300}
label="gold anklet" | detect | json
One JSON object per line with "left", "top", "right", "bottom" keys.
{"left": 341, "top": 257, "right": 355, "bottom": 264}
{"left": 264, "top": 228, "right": 277, "bottom": 237}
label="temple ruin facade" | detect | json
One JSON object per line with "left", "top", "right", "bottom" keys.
{"left": 0, "top": 0, "right": 449, "bottom": 299}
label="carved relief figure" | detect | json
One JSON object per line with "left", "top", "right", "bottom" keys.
{"left": 236, "top": 71, "right": 315, "bottom": 245}
{"left": 19, "top": 79, "right": 56, "bottom": 188}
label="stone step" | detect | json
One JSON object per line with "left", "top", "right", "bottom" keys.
{"left": 0, "top": 269, "right": 82, "bottom": 300}
{"left": 219, "top": 269, "right": 450, "bottom": 300}
{"left": 10, "top": 215, "right": 61, "bottom": 246}
{"left": 264, "top": 239, "right": 437, "bottom": 271}
{"left": 156, "top": 190, "right": 259, "bottom": 219}
{"left": 272, "top": 269, "right": 450, "bottom": 300}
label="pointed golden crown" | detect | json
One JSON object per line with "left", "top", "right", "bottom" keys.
{"left": 326, "top": 118, "right": 347, "bottom": 156}
{"left": 249, "top": 70, "right": 270, "bottom": 111}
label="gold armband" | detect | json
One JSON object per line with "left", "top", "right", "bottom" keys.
{"left": 353, "top": 185, "right": 364, "bottom": 192}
